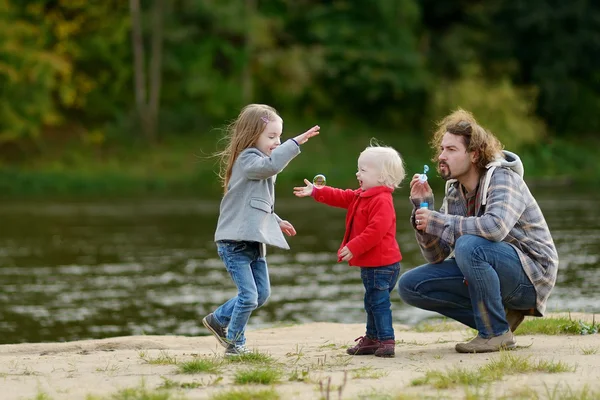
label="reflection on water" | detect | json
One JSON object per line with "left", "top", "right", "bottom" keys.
{"left": 0, "top": 189, "right": 598, "bottom": 344}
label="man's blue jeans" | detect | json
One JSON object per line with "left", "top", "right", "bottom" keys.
{"left": 361, "top": 262, "right": 401, "bottom": 341}
{"left": 213, "top": 240, "right": 270, "bottom": 345}
{"left": 398, "top": 235, "right": 536, "bottom": 338}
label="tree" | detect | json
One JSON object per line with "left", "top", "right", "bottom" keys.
{"left": 129, "top": 0, "right": 164, "bottom": 142}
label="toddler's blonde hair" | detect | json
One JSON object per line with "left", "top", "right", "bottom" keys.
{"left": 360, "top": 141, "right": 405, "bottom": 189}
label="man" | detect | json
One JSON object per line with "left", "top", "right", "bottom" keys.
{"left": 397, "top": 109, "right": 558, "bottom": 353}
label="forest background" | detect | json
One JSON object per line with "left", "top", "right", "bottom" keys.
{"left": 1, "top": 0, "right": 598, "bottom": 197}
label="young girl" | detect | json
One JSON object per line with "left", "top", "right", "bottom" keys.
{"left": 293, "top": 143, "right": 405, "bottom": 357}
{"left": 203, "top": 104, "right": 320, "bottom": 357}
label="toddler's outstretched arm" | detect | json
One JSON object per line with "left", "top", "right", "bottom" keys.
{"left": 293, "top": 179, "right": 314, "bottom": 197}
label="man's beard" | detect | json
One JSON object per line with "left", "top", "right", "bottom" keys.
{"left": 439, "top": 162, "right": 451, "bottom": 180}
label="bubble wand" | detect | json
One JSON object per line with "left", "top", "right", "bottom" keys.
{"left": 418, "top": 165, "right": 429, "bottom": 183}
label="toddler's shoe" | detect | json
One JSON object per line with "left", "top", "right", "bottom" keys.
{"left": 346, "top": 336, "right": 380, "bottom": 355}
{"left": 374, "top": 339, "right": 395, "bottom": 358}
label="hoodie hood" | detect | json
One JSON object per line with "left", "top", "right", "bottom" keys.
{"left": 486, "top": 150, "right": 524, "bottom": 178}
{"left": 442, "top": 150, "right": 525, "bottom": 210}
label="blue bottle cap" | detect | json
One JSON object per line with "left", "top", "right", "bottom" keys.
{"left": 420, "top": 202, "right": 429, "bottom": 208}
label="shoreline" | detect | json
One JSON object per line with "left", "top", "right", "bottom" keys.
{"left": 1, "top": 314, "right": 599, "bottom": 399}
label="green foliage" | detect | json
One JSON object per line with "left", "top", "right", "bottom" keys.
{"left": 429, "top": 64, "right": 546, "bottom": 151}
{"left": 1, "top": 0, "right": 599, "bottom": 193}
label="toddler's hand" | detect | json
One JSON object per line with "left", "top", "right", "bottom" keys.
{"left": 293, "top": 125, "right": 320, "bottom": 145}
{"left": 293, "top": 179, "right": 314, "bottom": 197}
{"left": 338, "top": 246, "right": 353, "bottom": 261}
{"left": 279, "top": 220, "right": 297, "bottom": 236}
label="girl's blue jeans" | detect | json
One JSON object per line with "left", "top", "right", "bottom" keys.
{"left": 361, "top": 262, "right": 401, "bottom": 341}
{"left": 398, "top": 235, "right": 537, "bottom": 338}
{"left": 213, "top": 240, "right": 270, "bottom": 346}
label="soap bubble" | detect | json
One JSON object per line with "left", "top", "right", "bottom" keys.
{"left": 313, "top": 174, "right": 327, "bottom": 187}
{"left": 419, "top": 165, "right": 429, "bottom": 183}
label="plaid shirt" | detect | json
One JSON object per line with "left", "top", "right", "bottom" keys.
{"left": 411, "top": 166, "right": 558, "bottom": 316}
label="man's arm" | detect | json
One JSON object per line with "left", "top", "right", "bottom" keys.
{"left": 426, "top": 169, "right": 527, "bottom": 247}
{"left": 411, "top": 195, "right": 453, "bottom": 263}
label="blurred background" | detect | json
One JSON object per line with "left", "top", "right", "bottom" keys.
{"left": 0, "top": 0, "right": 598, "bottom": 344}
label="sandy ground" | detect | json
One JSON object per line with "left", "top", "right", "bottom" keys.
{"left": 1, "top": 313, "right": 599, "bottom": 400}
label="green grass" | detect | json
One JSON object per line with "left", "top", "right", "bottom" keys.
{"left": 412, "top": 352, "right": 575, "bottom": 389}
{"left": 516, "top": 315, "right": 599, "bottom": 335}
{"left": 412, "top": 318, "right": 464, "bottom": 333}
{"left": 157, "top": 376, "right": 221, "bottom": 389}
{"left": 225, "top": 351, "right": 276, "bottom": 365}
{"left": 350, "top": 366, "right": 389, "bottom": 380}
{"left": 177, "top": 357, "right": 224, "bottom": 374}
{"left": 139, "top": 350, "right": 178, "bottom": 365}
{"left": 233, "top": 366, "right": 283, "bottom": 385}
{"left": 2, "top": 119, "right": 599, "bottom": 198}
{"left": 209, "top": 388, "right": 280, "bottom": 400}
{"left": 85, "top": 381, "right": 186, "bottom": 400}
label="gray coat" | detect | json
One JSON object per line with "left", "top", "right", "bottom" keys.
{"left": 214, "top": 139, "right": 300, "bottom": 249}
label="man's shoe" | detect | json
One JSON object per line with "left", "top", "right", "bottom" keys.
{"left": 455, "top": 331, "right": 516, "bottom": 353}
{"left": 346, "top": 336, "right": 380, "bottom": 355}
{"left": 374, "top": 339, "right": 395, "bottom": 358}
{"left": 506, "top": 309, "right": 525, "bottom": 333}
{"left": 202, "top": 313, "right": 229, "bottom": 348}
{"left": 224, "top": 343, "right": 252, "bottom": 357}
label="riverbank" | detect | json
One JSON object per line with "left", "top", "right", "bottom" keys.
{"left": 0, "top": 127, "right": 596, "bottom": 198}
{"left": 1, "top": 313, "right": 599, "bottom": 399}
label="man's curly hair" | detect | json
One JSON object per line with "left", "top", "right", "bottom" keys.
{"left": 430, "top": 109, "right": 504, "bottom": 170}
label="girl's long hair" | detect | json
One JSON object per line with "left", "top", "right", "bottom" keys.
{"left": 215, "top": 104, "right": 280, "bottom": 192}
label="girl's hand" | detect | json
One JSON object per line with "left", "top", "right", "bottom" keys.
{"left": 338, "top": 246, "right": 353, "bottom": 261}
{"left": 293, "top": 125, "right": 320, "bottom": 145}
{"left": 293, "top": 179, "right": 314, "bottom": 197}
{"left": 409, "top": 173, "right": 433, "bottom": 199}
{"left": 279, "top": 220, "right": 297, "bottom": 236}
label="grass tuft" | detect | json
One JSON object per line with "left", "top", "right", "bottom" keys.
{"left": 234, "top": 366, "right": 283, "bottom": 385}
{"left": 177, "top": 357, "right": 224, "bottom": 374}
{"left": 209, "top": 388, "right": 280, "bottom": 400}
{"left": 516, "top": 315, "right": 599, "bottom": 335}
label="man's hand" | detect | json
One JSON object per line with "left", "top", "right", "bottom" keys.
{"left": 409, "top": 173, "right": 433, "bottom": 199}
{"left": 293, "top": 125, "right": 320, "bottom": 145}
{"left": 414, "top": 208, "right": 432, "bottom": 231}
{"left": 338, "top": 246, "right": 353, "bottom": 261}
{"left": 279, "top": 220, "right": 297, "bottom": 236}
{"left": 293, "top": 179, "right": 314, "bottom": 197}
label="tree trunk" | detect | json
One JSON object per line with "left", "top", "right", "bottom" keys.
{"left": 242, "top": 0, "right": 256, "bottom": 103}
{"left": 129, "top": 0, "right": 147, "bottom": 124}
{"left": 148, "top": 0, "right": 164, "bottom": 142}
{"left": 129, "top": 0, "right": 163, "bottom": 143}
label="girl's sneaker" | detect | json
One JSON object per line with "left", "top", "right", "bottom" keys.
{"left": 225, "top": 344, "right": 252, "bottom": 357}
{"left": 202, "top": 313, "right": 229, "bottom": 348}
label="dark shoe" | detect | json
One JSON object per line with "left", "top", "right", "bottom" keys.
{"left": 224, "top": 343, "right": 252, "bottom": 357}
{"left": 346, "top": 336, "right": 380, "bottom": 355}
{"left": 374, "top": 339, "right": 395, "bottom": 358}
{"left": 506, "top": 309, "right": 525, "bottom": 333}
{"left": 455, "top": 331, "right": 516, "bottom": 353}
{"left": 202, "top": 313, "right": 229, "bottom": 348}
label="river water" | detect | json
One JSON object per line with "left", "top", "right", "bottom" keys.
{"left": 0, "top": 189, "right": 597, "bottom": 344}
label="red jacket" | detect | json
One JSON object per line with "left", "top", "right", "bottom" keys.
{"left": 312, "top": 185, "right": 402, "bottom": 267}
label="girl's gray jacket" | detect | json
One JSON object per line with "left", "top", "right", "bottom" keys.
{"left": 214, "top": 139, "right": 300, "bottom": 249}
